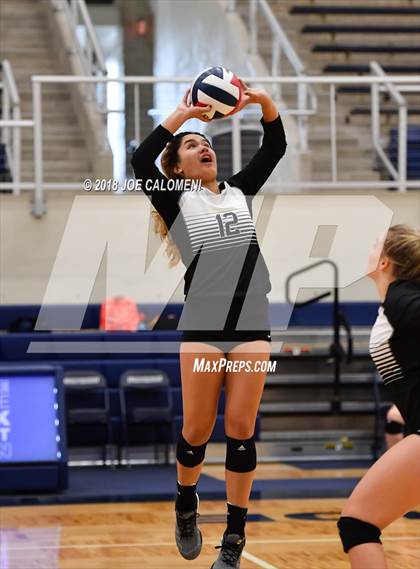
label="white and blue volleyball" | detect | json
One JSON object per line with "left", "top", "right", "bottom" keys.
{"left": 190, "top": 66, "right": 242, "bottom": 120}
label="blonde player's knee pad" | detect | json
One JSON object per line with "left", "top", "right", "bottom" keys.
{"left": 337, "top": 516, "right": 382, "bottom": 553}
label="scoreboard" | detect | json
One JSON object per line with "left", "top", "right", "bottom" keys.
{"left": 0, "top": 365, "right": 68, "bottom": 493}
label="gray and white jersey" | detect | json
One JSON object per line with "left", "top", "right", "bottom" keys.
{"left": 131, "top": 115, "right": 287, "bottom": 300}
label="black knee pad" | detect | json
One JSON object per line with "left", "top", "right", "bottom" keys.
{"left": 385, "top": 420, "right": 404, "bottom": 435}
{"left": 176, "top": 433, "right": 208, "bottom": 468}
{"left": 225, "top": 435, "right": 257, "bottom": 473}
{"left": 337, "top": 516, "right": 382, "bottom": 553}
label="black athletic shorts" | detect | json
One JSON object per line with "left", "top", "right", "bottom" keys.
{"left": 386, "top": 379, "right": 420, "bottom": 436}
{"left": 181, "top": 328, "right": 271, "bottom": 354}
{"left": 179, "top": 294, "right": 271, "bottom": 354}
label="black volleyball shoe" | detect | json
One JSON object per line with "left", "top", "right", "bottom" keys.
{"left": 175, "top": 494, "right": 202, "bottom": 560}
{"left": 211, "top": 533, "right": 246, "bottom": 568}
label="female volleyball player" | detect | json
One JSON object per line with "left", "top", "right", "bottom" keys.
{"left": 338, "top": 224, "right": 420, "bottom": 568}
{"left": 132, "top": 83, "right": 286, "bottom": 568}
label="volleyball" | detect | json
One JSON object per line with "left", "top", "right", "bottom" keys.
{"left": 190, "top": 66, "right": 243, "bottom": 120}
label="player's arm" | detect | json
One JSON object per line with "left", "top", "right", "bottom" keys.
{"left": 227, "top": 85, "right": 287, "bottom": 196}
{"left": 131, "top": 90, "right": 212, "bottom": 187}
{"left": 131, "top": 125, "right": 173, "bottom": 189}
{"left": 162, "top": 89, "right": 212, "bottom": 133}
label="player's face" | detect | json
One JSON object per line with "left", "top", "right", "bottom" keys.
{"left": 176, "top": 134, "right": 217, "bottom": 182}
{"left": 367, "top": 231, "right": 387, "bottom": 278}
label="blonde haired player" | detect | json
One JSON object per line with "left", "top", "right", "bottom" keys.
{"left": 338, "top": 225, "right": 420, "bottom": 568}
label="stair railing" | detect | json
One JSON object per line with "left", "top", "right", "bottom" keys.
{"left": 248, "top": 0, "right": 317, "bottom": 152}
{"left": 0, "top": 60, "right": 26, "bottom": 195}
{"left": 285, "top": 259, "right": 353, "bottom": 414}
{"left": 50, "top": 0, "right": 107, "bottom": 112}
{"left": 370, "top": 61, "right": 407, "bottom": 192}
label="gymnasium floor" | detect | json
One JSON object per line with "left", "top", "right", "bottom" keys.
{"left": 1, "top": 463, "right": 419, "bottom": 569}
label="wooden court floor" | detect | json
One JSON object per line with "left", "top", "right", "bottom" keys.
{"left": 1, "top": 464, "right": 419, "bottom": 569}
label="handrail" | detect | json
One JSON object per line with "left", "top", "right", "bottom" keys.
{"left": 1, "top": 60, "right": 20, "bottom": 106}
{"left": 257, "top": 0, "right": 305, "bottom": 75}
{"left": 0, "top": 59, "right": 21, "bottom": 194}
{"left": 28, "top": 75, "right": 420, "bottom": 84}
{"left": 370, "top": 61, "right": 407, "bottom": 191}
{"left": 285, "top": 259, "right": 337, "bottom": 308}
{"left": 69, "top": 0, "right": 107, "bottom": 76}
{"left": 370, "top": 61, "right": 405, "bottom": 107}
{"left": 1, "top": 73, "right": 419, "bottom": 213}
{"left": 285, "top": 259, "right": 353, "bottom": 413}
{"left": 247, "top": 0, "right": 316, "bottom": 151}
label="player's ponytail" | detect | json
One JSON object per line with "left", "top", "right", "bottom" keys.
{"left": 151, "top": 209, "right": 181, "bottom": 268}
{"left": 384, "top": 224, "right": 420, "bottom": 283}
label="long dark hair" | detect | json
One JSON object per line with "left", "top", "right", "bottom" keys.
{"left": 153, "top": 131, "right": 211, "bottom": 267}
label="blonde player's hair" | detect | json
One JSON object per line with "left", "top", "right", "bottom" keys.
{"left": 383, "top": 224, "right": 420, "bottom": 283}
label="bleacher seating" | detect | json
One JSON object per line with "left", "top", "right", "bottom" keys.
{"left": 314, "top": 44, "right": 420, "bottom": 55}
{"left": 388, "top": 126, "right": 420, "bottom": 180}
{"left": 285, "top": 2, "right": 420, "bottom": 187}
{"left": 324, "top": 64, "right": 420, "bottom": 74}
{"left": 291, "top": 6, "right": 420, "bottom": 16}
{"left": 302, "top": 25, "right": 420, "bottom": 35}
{"left": 349, "top": 107, "right": 420, "bottom": 118}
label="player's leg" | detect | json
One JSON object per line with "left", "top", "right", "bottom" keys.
{"left": 177, "top": 341, "right": 225, "bottom": 486}
{"left": 175, "top": 341, "right": 225, "bottom": 560}
{"left": 211, "top": 340, "right": 270, "bottom": 568}
{"left": 338, "top": 433, "right": 420, "bottom": 569}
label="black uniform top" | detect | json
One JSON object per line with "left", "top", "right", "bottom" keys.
{"left": 369, "top": 279, "right": 420, "bottom": 434}
{"left": 131, "top": 115, "right": 287, "bottom": 301}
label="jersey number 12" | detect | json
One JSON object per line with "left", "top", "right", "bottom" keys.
{"left": 216, "top": 212, "right": 239, "bottom": 238}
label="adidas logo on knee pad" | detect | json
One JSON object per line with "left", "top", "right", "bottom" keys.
{"left": 226, "top": 435, "right": 257, "bottom": 473}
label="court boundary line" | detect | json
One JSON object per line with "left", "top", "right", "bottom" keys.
{"left": 243, "top": 550, "right": 279, "bottom": 569}
{"left": 3, "top": 536, "right": 417, "bottom": 551}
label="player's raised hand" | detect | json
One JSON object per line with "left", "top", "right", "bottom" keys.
{"left": 178, "top": 89, "right": 212, "bottom": 122}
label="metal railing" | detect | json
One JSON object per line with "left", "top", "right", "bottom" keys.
{"left": 0, "top": 74, "right": 419, "bottom": 216}
{"left": 370, "top": 61, "right": 408, "bottom": 193}
{"left": 247, "top": 0, "right": 317, "bottom": 152}
{"left": 69, "top": 0, "right": 107, "bottom": 76}
{"left": 0, "top": 60, "right": 28, "bottom": 195}
{"left": 285, "top": 259, "right": 353, "bottom": 414}
{"left": 50, "top": 0, "right": 107, "bottom": 110}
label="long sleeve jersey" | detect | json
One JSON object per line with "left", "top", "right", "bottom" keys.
{"left": 131, "top": 115, "right": 287, "bottom": 300}
{"left": 369, "top": 279, "right": 420, "bottom": 433}
{"left": 370, "top": 279, "right": 420, "bottom": 386}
